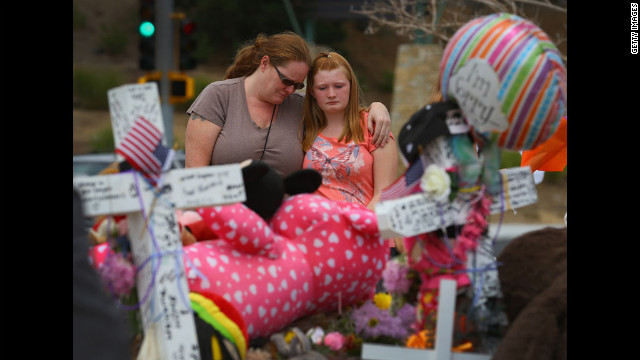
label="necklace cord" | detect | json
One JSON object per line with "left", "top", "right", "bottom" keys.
{"left": 259, "top": 105, "right": 277, "bottom": 161}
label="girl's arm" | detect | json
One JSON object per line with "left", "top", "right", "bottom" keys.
{"left": 368, "top": 136, "right": 399, "bottom": 211}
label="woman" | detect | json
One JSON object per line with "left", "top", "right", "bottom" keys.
{"left": 185, "top": 31, "right": 392, "bottom": 178}
{"left": 301, "top": 51, "right": 399, "bottom": 211}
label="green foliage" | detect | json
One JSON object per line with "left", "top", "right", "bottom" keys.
{"left": 99, "top": 25, "right": 129, "bottom": 56}
{"left": 73, "top": 68, "right": 125, "bottom": 110}
{"left": 90, "top": 126, "right": 115, "bottom": 153}
{"left": 73, "top": 3, "right": 86, "bottom": 30}
{"left": 499, "top": 149, "right": 522, "bottom": 169}
{"left": 190, "top": 0, "right": 292, "bottom": 64}
{"left": 356, "top": 71, "right": 369, "bottom": 94}
{"left": 193, "top": 74, "right": 217, "bottom": 97}
{"left": 315, "top": 20, "right": 348, "bottom": 45}
{"left": 542, "top": 166, "right": 567, "bottom": 183}
{"left": 193, "top": 33, "right": 215, "bottom": 65}
{"left": 380, "top": 69, "right": 395, "bottom": 93}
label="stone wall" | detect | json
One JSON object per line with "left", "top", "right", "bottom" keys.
{"left": 390, "top": 43, "right": 443, "bottom": 171}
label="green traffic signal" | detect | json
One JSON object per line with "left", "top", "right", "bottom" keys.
{"left": 139, "top": 21, "right": 155, "bottom": 37}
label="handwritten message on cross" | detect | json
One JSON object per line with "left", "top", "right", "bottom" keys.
{"left": 73, "top": 83, "right": 246, "bottom": 360}
{"left": 375, "top": 137, "right": 538, "bottom": 239}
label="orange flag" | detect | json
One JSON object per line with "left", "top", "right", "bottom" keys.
{"left": 521, "top": 116, "right": 567, "bottom": 172}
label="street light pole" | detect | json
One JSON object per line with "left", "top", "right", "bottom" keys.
{"left": 156, "top": 0, "right": 175, "bottom": 147}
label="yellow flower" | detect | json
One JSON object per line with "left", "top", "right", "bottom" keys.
{"left": 373, "top": 293, "right": 392, "bottom": 310}
{"left": 284, "top": 331, "right": 295, "bottom": 343}
{"left": 422, "top": 291, "right": 434, "bottom": 304}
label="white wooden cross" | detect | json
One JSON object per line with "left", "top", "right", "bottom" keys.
{"left": 376, "top": 165, "right": 538, "bottom": 239}
{"left": 73, "top": 83, "right": 246, "bottom": 360}
{"left": 361, "top": 280, "right": 491, "bottom": 360}
{"left": 369, "top": 139, "right": 539, "bottom": 359}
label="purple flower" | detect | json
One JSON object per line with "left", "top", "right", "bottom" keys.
{"left": 350, "top": 301, "right": 410, "bottom": 340}
{"left": 396, "top": 303, "right": 417, "bottom": 330}
{"left": 382, "top": 259, "right": 411, "bottom": 294}
{"left": 99, "top": 252, "right": 136, "bottom": 297}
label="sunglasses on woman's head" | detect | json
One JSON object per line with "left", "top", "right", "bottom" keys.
{"left": 273, "top": 64, "right": 305, "bottom": 90}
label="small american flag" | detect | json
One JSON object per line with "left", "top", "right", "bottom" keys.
{"left": 380, "top": 156, "right": 426, "bottom": 201}
{"left": 115, "top": 116, "right": 174, "bottom": 186}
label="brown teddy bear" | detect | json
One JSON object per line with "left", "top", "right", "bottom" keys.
{"left": 492, "top": 226, "right": 567, "bottom": 360}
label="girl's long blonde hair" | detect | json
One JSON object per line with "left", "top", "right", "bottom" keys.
{"left": 301, "top": 51, "right": 366, "bottom": 152}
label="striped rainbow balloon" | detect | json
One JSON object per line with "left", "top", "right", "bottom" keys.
{"left": 440, "top": 13, "right": 567, "bottom": 151}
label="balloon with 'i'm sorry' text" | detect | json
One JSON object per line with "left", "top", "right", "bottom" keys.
{"left": 440, "top": 13, "right": 567, "bottom": 151}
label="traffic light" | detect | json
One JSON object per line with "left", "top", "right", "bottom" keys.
{"left": 168, "top": 71, "right": 195, "bottom": 103}
{"left": 139, "top": 0, "right": 156, "bottom": 71}
{"left": 178, "top": 18, "right": 197, "bottom": 70}
{"left": 138, "top": 71, "right": 194, "bottom": 104}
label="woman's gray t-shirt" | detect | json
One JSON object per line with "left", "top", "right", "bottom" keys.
{"left": 186, "top": 77, "right": 305, "bottom": 178}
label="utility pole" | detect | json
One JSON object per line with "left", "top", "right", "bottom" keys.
{"left": 156, "top": 0, "right": 174, "bottom": 147}
{"left": 138, "top": 0, "right": 195, "bottom": 149}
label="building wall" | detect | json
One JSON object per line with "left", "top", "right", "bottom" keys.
{"left": 390, "top": 43, "right": 443, "bottom": 171}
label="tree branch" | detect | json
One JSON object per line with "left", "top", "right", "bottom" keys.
{"left": 351, "top": 0, "right": 567, "bottom": 63}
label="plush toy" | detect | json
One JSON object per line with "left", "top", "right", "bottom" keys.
{"left": 177, "top": 158, "right": 323, "bottom": 246}
{"left": 182, "top": 160, "right": 389, "bottom": 341}
{"left": 189, "top": 290, "right": 249, "bottom": 360}
{"left": 492, "top": 226, "right": 567, "bottom": 360}
{"left": 87, "top": 160, "right": 390, "bottom": 352}
{"left": 176, "top": 209, "right": 212, "bottom": 246}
